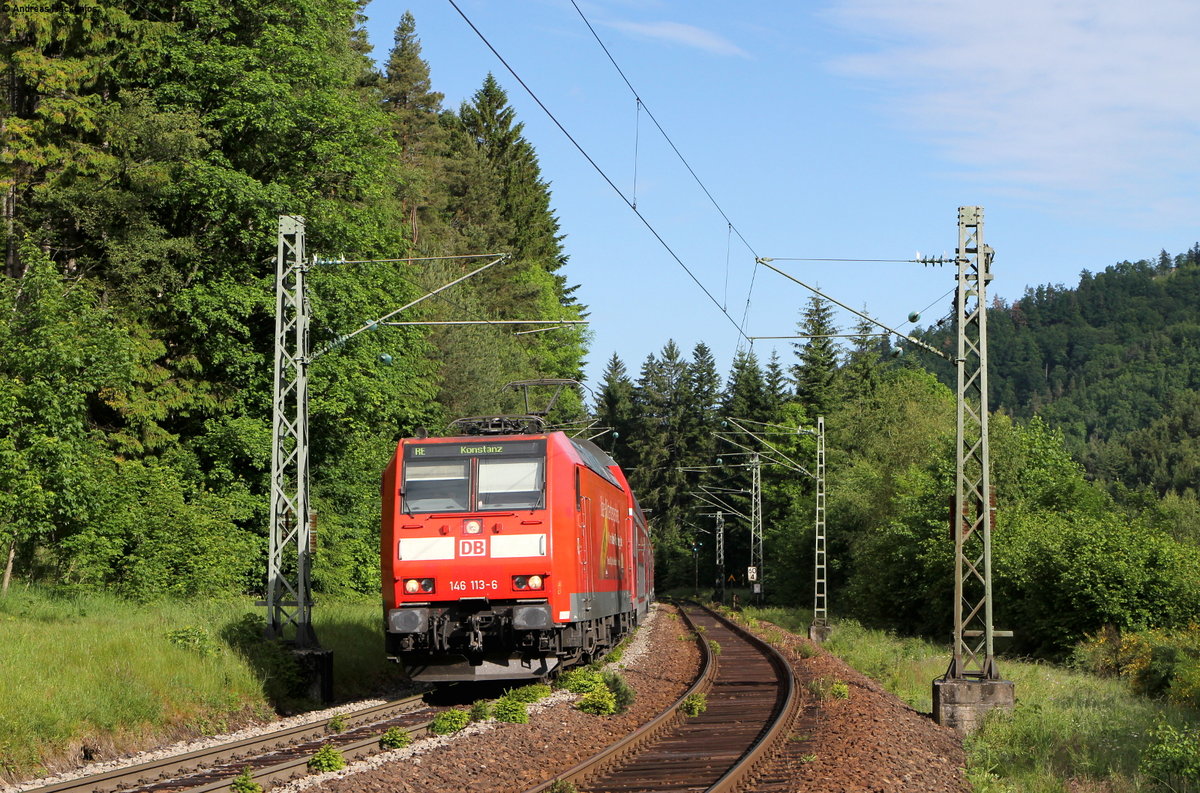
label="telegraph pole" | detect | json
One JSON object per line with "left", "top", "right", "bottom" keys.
{"left": 933, "top": 206, "right": 1014, "bottom": 733}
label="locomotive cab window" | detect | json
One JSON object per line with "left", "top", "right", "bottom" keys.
{"left": 477, "top": 458, "right": 544, "bottom": 510}
{"left": 401, "top": 439, "right": 547, "bottom": 513}
{"left": 403, "top": 461, "right": 470, "bottom": 512}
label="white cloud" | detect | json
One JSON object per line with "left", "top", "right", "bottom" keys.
{"left": 607, "top": 19, "right": 749, "bottom": 58}
{"left": 826, "top": 0, "right": 1200, "bottom": 206}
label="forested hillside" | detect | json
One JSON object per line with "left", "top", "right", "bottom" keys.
{"left": 916, "top": 245, "right": 1200, "bottom": 495}
{"left": 1, "top": 3, "right": 585, "bottom": 599}
{"left": 599, "top": 291, "right": 1200, "bottom": 659}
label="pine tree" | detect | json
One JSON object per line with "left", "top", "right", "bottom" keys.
{"left": 723, "top": 349, "right": 770, "bottom": 424}
{"left": 380, "top": 11, "right": 448, "bottom": 249}
{"left": 455, "top": 74, "right": 584, "bottom": 379}
{"left": 594, "top": 353, "right": 637, "bottom": 467}
{"left": 793, "top": 295, "right": 842, "bottom": 417}
{"left": 628, "top": 342, "right": 694, "bottom": 586}
{"left": 685, "top": 342, "right": 722, "bottom": 466}
{"left": 763, "top": 351, "right": 791, "bottom": 414}
{"left": 840, "top": 313, "right": 883, "bottom": 399}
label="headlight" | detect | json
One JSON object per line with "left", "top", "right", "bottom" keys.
{"left": 404, "top": 579, "right": 420, "bottom": 594}
{"left": 513, "top": 575, "right": 544, "bottom": 591}
{"left": 528, "top": 575, "right": 543, "bottom": 590}
{"left": 420, "top": 578, "right": 435, "bottom": 593}
{"left": 463, "top": 519, "right": 482, "bottom": 535}
{"left": 513, "top": 575, "right": 528, "bottom": 590}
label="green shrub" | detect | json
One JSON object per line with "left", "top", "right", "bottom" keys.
{"left": 1074, "top": 627, "right": 1200, "bottom": 706}
{"left": 430, "top": 709, "right": 471, "bottom": 735}
{"left": 603, "top": 670, "right": 636, "bottom": 713}
{"left": 831, "top": 680, "right": 850, "bottom": 700}
{"left": 558, "top": 667, "right": 605, "bottom": 694}
{"left": 576, "top": 686, "right": 617, "bottom": 715}
{"left": 1169, "top": 657, "right": 1200, "bottom": 709}
{"left": 547, "top": 780, "right": 579, "bottom": 793}
{"left": 165, "top": 626, "right": 220, "bottom": 658}
{"left": 230, "top": 767, "right": 264, "bottom": 793}
{"left": 708, "top": 639, "right": 722, "bottom": 656}
{"left": 1140, "top": 722, "right": 1200, "bottom": 787}
{"left": 327, "top": 712, "right": 348, "bottom": 733}
{"left": 506, "top": 683, "right": 552, "bottom": 703}
{"left": 379, "top": 726, "right": 413, "bottom": 750}
{"left": 307, "top": 743, "right": 346, "bottom": 773}
{"left": 808, "top": 677, "right": 832, "bottom": 699}
{"left": 493, "top": 696, "right": 530, "bottom": 724}
{"left": 680, "top": 692, "right": 707, "bottom": 717}
{"left": 469, "top": 699, "right": 492, "bottom": 722}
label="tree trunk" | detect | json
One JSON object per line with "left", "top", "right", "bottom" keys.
{"left": 2, "top": 537, "right": 15, "bottom": 596}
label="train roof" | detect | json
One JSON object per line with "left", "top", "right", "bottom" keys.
{"left": 399, "top": 431, "right": 624, "bottom": 490}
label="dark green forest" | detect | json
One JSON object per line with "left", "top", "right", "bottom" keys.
{"left": 1, "top": 3, "right": 584, "bottom": 600}
{"left": 3, "top": 2, "right": 1199, "bottom": 662}
{"left": 598, "top": 262, "right": 1200, "bottom": 657}
{"left": 928, "top": 247, "right": 1200, "bottom": 495}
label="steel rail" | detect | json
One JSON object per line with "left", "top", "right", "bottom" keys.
{"left": 706, "top": 605, "right": 800, "bottom": 792}
{"left": 185, "top": 717, "right": 437, "bottom": 793}
{"left": 525, "top": 601, "right": 799, "bottom": 793}
{"left": 523, "top": 604, "right": 717, "bottom": 793}
{"left": 24, "top": 695, "right": 427, "bottom": 793}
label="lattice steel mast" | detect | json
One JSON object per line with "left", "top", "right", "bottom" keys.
{"left": 267, "top": 215, "right": 317, "bottom": 646}
{"left": 949, "top": 205, "right": 998, "bottom": 679}
{"left": 715, "top": 511, "right": 725, "bottom": 603}
{"left": 812, "top": 416, "right": 827, "bottom": 630}
{"left": 750, "top": 452, "right": 763, "bottom": 602}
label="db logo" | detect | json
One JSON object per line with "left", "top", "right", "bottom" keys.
{"left": 459, "top": 539, "right": 487, "bottom": 557}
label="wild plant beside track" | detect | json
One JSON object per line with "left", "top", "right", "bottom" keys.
{"left": 0, "top": 589, "right": 404, "bottom": 784}
{"left": 736, "top": 604, "right": 1200, "bottom": 792}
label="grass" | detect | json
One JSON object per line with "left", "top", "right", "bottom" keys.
{"left": 0, "top": 587, "right": 405, "bottom": 783}
{"left": 736, "top": 605, "right": 1200, "bottom": 793}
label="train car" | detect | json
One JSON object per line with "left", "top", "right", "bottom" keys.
{"left": 381, "top": 429, "right": 653, "bottom": 682}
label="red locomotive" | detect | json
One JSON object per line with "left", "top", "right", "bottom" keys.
{"left": 381, "top": 418, "right": 654, "bottom": 682}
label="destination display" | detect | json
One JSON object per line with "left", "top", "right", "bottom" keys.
{"left": 404, "top": 440, "right": 545, "bottom": 459}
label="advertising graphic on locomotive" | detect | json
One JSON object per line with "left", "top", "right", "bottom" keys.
{"left": 381, "top": 430, "right": 654, "bottom": 682}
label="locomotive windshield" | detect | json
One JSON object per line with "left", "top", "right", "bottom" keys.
{"left": 403, "top": 460, "right": 470, "bottom": 511}
{"left": 402, "top": 439, "right": 546, "bottom": 513}
{"left": 478, "top": 458, "right": 544, "bottom": 509}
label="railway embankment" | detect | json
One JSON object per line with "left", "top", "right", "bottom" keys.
{"left": 0, "top": 593, "right": 406, "bottom": 789}
{"left": 737, "top": 606, "right": 1200, "bottom": 792}
{"left": 9, "top": 594, "right": 1196, "bottom": 792}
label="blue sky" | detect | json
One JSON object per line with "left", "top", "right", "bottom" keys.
{"left": 360, "top": 0, "right": 1200, "bottom": 394}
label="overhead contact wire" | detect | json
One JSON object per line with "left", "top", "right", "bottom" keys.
{"left": 448, "top": 0, "right": 749, "bottom": 343}
{"left": 569, "top": 0, "right": 759, "bottom": 261}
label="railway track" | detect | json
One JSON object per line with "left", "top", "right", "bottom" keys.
{"left": 24, "top": 695, "right": 431, "bottom": 793}
{"left": 22, "top": 603, "right": 805, "bottom": 793}
{"left": 526, "top": 601, "right": 801, "bottom": 793}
